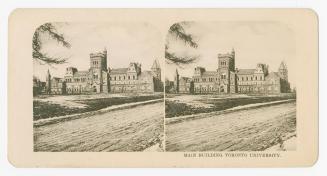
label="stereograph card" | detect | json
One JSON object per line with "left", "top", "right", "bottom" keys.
{"left": 8, "top": 9, "right": 318, "bottom": 167}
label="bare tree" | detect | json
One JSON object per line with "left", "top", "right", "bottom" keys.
{"left": 33, "top": 23, "right": 71, "bottom": 65}
{"left": 165, "top": 23, "right": 199, "bottom": 66}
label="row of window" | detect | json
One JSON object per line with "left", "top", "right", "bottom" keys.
{"left": 191, "top": 75, "right": 266, "bottom": 83}
{"left": 194, "top": 77, "right": 219, "bottom": 82}
{"left": 238, "top": 75, "right": 263, "bottom": 81}
{"left": 111, "top": 81, "right": 140, "bottom": 85}
{"left": 220, "top": 61, "right": 227, "bottom": 66}
{"left": 112, "top": 75, "right": 136, "bottom": 81}
{"left": 65, "top": 74, "right": 144, "bottom": 83}
{"left": 112, "top": 85, "right": 150, "bottom": 91}
{"left": 238, "top": 82, "right": 264, "bottom": 86}
{"left": 194, "top": 86, "right": 217, "bottom": 92}
{"left": 66, "top": 86, "right": 87, "bottom": 92}
{"left": 238, "top": 87, "right": 263, "bottom": 92}
{"left": 238, "top": 86, "right": 278, "bottom": 92}
{"left": 66, "top": 77, "right": 95, "bottom": 83}
{"left": 92, "top": 60, "right": 100, "bottom": 66}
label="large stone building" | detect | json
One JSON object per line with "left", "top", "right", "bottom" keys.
{"left": 109, "top": 60, "right": 162, "bottom": 93}
{"left": 174, "top": 49, "right": 291, "bottom": 94}
{"left": 39, "top": 49, "right": 162, "bottom": 95}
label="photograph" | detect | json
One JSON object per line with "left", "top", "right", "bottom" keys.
{"left": 7, "top": 9, "right": 318, "bottom": 168}
{"left": 32, "top": 22, "right": 164, "bottom": 152}
{"left": 165, "top": 21, "right": 297, "bottom": 152}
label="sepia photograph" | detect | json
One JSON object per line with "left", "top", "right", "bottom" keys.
{"left": 7, "top": 9, "right": 318, "bottom": 167}
{"left": 32, "top": 22, "right": 164, "bottom": 152}
{"left": 165, "top": 21, "right": 297, "bottom": 152}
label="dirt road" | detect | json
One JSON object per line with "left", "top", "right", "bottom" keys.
{"left": 34, "top": 102, "right": 164, "bottom": 152}
{"left": 166, "top": 101, "right": 296, "bottom": 151}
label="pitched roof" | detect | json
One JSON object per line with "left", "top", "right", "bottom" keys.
{"left": 52, "top": 77, "right": 63, "bottom": 82}
{"left": 264, "top": 72, "right": 281, "bottom": 81}
{"left": 52, "top": 77, "right": 62, "bottom": 80}
{"left": 237, "top": 69, "right": 256, "bottom": 75}
{"left": 202, "top": 71, "right": 219, "bottom": 77}
{"left": 110, "top": 68, "right": 128, "bottom": 74}
{"left": 268, "top": 72, "right": 280, "bottom": 77}
{"left": 139, "top": 71, "right": 154, "bottom": 78}
{"left": 180, "top": 77, "right": 192, "bottom": 81}
{"left": 74, "top": 71, "right": 88, "bottom": 76}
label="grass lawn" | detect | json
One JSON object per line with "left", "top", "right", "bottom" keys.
{"left": 33, "top": 94, "right": 163, "bottom": 121}
{"left": 165, "top": 93, "right": 296, "bottom": 118}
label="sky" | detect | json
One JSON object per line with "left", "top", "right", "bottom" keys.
{"left": 33, "top": 22, "right": 164, "bottom": 81}
{"left": 165, "top": 21, "right": 296, "bottom": 88}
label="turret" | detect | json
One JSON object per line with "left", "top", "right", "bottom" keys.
{"left": 174, "top": 69, "right": 179, "bottom": 93}
{"left": 151, "top": 59, "right": 161, "bottom": 81}
{"left": 46, "top": 69, "right": 51, "bottom": 94}
{"left": 278, "top": 61, "right": 288, "bottom": 81}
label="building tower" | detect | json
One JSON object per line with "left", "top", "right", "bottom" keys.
{"left": 278, "top": 61, "right": 290, "bottom": 93}
{"left": 46, "top": 69, "right": 51, "bottom": 94}
{"left": 278, "top": 61, "right": 288, "bottom": 81}
{"left": 217, "top": 48, "right": 236, "bottom": 93}
{"left": 90, "top": 48, "right": 108, "bottom": 71}
{"left": 231, "top": 48, "right": 235, "bottom": 59}
{"left": 174, "top": 69, "right": 179, "bottom": 93}
{"left": 151, "top": 59, "right": 161, "bottom": 81}
{"left": 89, "top": 48, "right": 108, "bottom": 93}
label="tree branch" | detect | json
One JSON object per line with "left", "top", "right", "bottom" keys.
{"left": 168, "top": 23, "right": 198, "bottom": 48}
{"left": 165, "top": 51, "right": 198, "bottom": 66}
{"left": 33, "top": 23, "right": 71, "bottom": 65}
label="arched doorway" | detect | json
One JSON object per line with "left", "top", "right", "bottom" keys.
{"left": 220, "top": 86, "right": 224, "bottom": 93}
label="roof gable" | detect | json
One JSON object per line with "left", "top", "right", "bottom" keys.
{"left": 237, "top": 69, "right": 255, "bottom": 75}
{"left": 110, "top": 68, "right": 128, "bottom": 74}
